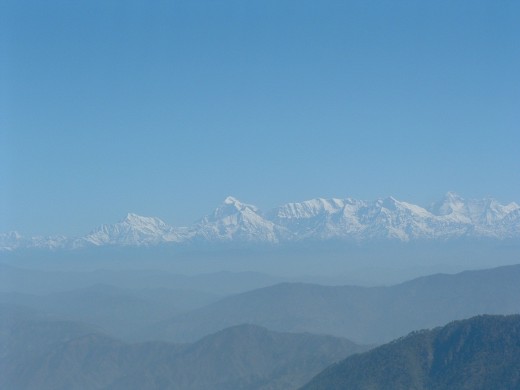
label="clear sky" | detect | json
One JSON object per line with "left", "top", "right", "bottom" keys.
{"left": 1, "top": 0, "right": 519, "bottom": 235}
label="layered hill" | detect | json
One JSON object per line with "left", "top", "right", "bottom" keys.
{"left": 0, "top": 306, "right": 366, "bottom": 390}
{"left": 301, "top": 315, "right": 520, "bottom": 390}
{"left": 145, "top": 264, "right": 520, "bottom": 344}
{"left": 1, "top": 192, "right": 519, "bottom": 250}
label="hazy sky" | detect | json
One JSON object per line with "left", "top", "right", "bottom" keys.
{"left": 2, "top": 0, "right": 519, "bottom": 235}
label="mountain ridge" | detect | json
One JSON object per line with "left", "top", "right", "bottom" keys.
{"left": 0, "top": 308, "right": 367, "bottom": 390}
{"left": 2, "top": 193, "right": 519, "bottom": 250}
{"left": 300, "top": 314, "right": 520, "bottom": 390}
{"left": 141, "top": 263, "right": 520, "bottom": 344}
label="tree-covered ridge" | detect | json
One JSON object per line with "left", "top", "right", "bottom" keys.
{"left": 301, "top": 315, "right": 520, "bottom": 390}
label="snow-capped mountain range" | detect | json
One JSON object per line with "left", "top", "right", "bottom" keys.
{"left": 2, "top": 193, "right": 520, "bottom": 251}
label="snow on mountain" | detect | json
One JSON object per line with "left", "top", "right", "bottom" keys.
{"left": 271, "top": 196, "right": 437, "bottom": 241}
{"left": 499, "top": 208, "right": 520, "bottom": 238}
{"left": 1, "top": 193, "right": 519, "bottom": 250}
{"left": 80, "top": 213, "right": 189, "bottom": 247}
{"left": 428, "top": 192, "right": 520, "bottom": 238}
{"left": 354, "top": 197, "right": 434, "bottom": 241}
{"left": 0, "top": 231, "right": 69, "bottom": 251}
{"left": 193, "top": 196, "right": 280, "bottom": 242}
{"left": 0, "top": 231, "right": 27, "bottom": 251}
{"left": 430, "top": 192, "right": 468, "bottom": 218}
{"left": 268, "top": 198, "right": 352, "bottom": 239}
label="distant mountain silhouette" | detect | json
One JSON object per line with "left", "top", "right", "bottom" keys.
{"left": 0, "top": 263, "right": 284, "bottom": 296}
{"left": 301, "top": 315, "right": 520, "bottom": 390}
{"left": 145, "top": 264, "right": 520, "bottom": 344}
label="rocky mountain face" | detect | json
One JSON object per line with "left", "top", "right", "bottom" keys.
{"left": 2, "top": 193, "right": 519, "bottom": 250}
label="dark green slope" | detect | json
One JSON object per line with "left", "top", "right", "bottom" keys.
{"left": 301, "top": 315, "right": 520, "bottom": 390}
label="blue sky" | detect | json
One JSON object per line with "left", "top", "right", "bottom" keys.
{"left": 1, "top": 0, "right": 519, "bottom": 235}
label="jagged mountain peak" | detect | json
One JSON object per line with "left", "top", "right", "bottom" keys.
{"left": 120, "top": 212, "right": 168, "bottom": 227}
{"left": 377, "top": 196, "right": 430, "bottom": 215}
{"left": 445, "top": 191, "right": 464, "bottom": 200}
{"left": 2, "top": 193, "right": 519, "bottom": 250}
{"left": 223, "top": 196, "right": 241, "bottom": 205}
{"left": 208, "top": 196, "right": 259, "bottom": 220}
{"left": 271, "top": 197, "right": 347, "bottom": 220}
{"left": 428, "top": 193, "right": 520, "bottom": 226}
{"left": 0, "top": 231, "right": 25, "bottom": 251}
{"left": 80, "top": 212, "right": 179, "bottom": 246}
{"left": 440, "top": 191, "right": 465, "bottom": 205}
{"left": 378, "top": 196, "right": 400, "bottom": 210}
{"left": 0, "top": 231, "right": 23, "bottom": 240}
{"left": 124, "top": 212, "right": 144, "bottom": 220}
{"left": 430, "top": 191, "right": 466, "bottom": 216}
{"left": 222, "top": 196, "right": 257, "bottom": 211}
{"left": 196, "top": 196, "right": 277, "bottom": 243}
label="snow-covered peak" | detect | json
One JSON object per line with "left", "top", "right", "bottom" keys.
{"left": 120, "top": 213, "right": 170, "bottom": 229}
{"left": 0, "top": 231, "right": 70, "bottom": 251}
{"left": 2, "top": 193, "right": 519, "bottom": 250}
{"left": 82, "top": 213, "right": 181, "bottom": 246}
{"left": 223, "top": 196, "right": 240, "bottom": 205}
{"left": 271, "top": 198, "right": 346, "bottom": 220}
{"left": 446, "top": 191, "right": 463, "bottom": 199}
{"left": 197, "top": 197, "right": 278, "bottom": 242}
{"left": 0, "top": 231, "right": 24, "bottom": 250}
{"left": 377, "top": 197, "right": 431, "bottom": 217}
{"left": 428, "top": 193, "right": 520, "bottom": 227}
{"left": 466, "top": 197, "right": 520, "bottom": 226}
{"left": 380, "top": 196, "right": 400, "bottom": 210}
{"left": 207, "top": 196, "right": 259, "bottom": 221}
{"left": 0, "top": 231, "right": 23, "bottom": 240}
{"left": 125, "top": 212, "right": 144, "bottom": 220}
{"left": 429, "top": 192, "right": 467, "bottom": 216}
